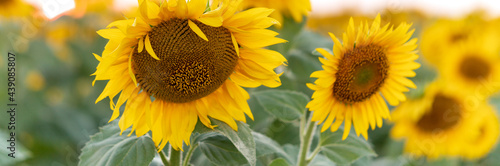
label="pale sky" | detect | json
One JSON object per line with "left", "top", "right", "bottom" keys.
{"left": 31, "top": 0, "right": 500, "bottom": 19}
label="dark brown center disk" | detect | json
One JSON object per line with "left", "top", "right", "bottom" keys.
{"left": 459, "top": 56, "right": 491, "bottom": 81}
{"left": 132, "top": 18, "right": 237, "bottom": 103}
{"left": 333, "top": 44, "right": 389, "bottom": 104}
{"left": 450, "top": 32, "right": 467, "bottom": 43}
{"left": 0, "top": 0, "right": 12, "bottom": 5}
{"left": 416, "top": 94, "right": 462, "bottom": 132}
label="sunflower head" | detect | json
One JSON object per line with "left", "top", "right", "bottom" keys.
{"left": 307, "top": 14, "right": 420, "bottom": 140}
{"left": 439, "top": 34, "right": 500, "bottom": 99}
{"left": 420, "top": 16, "right": 498, "bottom": 66}
{"left": 92, "top": 0, "right": 286, "bottom": 151}
{"left": 391, "top": 82, "right": 497, "bottom": 159}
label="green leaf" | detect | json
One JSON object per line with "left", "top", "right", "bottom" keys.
{"left": 198, "top": 135, "right": 248, "bottom": 165}
{"left": 212, "top": 119, "right": 256, "bottom": 166}
{"left": 253, "top": 132, "right": 293, "bottom": 163}
{"left": 78, "top": 121, "right": 156, "bottom": 166}
{"left": 269, "top": 158, "right": 291, "bottom": 166}
{"left": 0, "top": 130, "right": 31, "bottom": 166}
{"left": 319, "top": 128, "right": 376, "bottom": 165}
{"left": 252, "top": 90, "right": 309, "bottom": 122}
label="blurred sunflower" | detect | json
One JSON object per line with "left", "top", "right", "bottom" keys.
{"left": 240, "top": 0, "right": 311, "bottom": 24}
{"left": 390, "top": 82, "right": 490, "bottom": 159}
{"left": 461, "top": 107, "right": 499, "bottom": 159}
{"left": 419, "top": 15, "right": 496, "bottom": 66}
{"left": 0, "top": 0, "right": 33, "bottom": 17}
{"left": 93, "top": 0, "right": 286, "bottom": 151}
{"left": 439, "top": 36, "right": 500, "bottom": 98}
{"left": 307, "top": 15, "right": 419, "bottom": 139}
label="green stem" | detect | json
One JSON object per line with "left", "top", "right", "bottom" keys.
{"left": 182, "top": 143, "right": 199, "bottom": 166}
{"left": 169, "top": 146, "right": 183, "bottom": 166}
{"left": 306, "top": 145, "right": 321, "bottom": 162}
{"left": 297, "top": 116, "right": 316, "bottom": 166}
{"left": 159, "top": 150, "right": 170, "bottom": 166}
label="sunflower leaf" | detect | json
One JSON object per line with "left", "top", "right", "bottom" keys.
{"left": 198, "top": 135, "right": 248, "bottom": 165}
{"left": 253, "top": 132, "right": 293, "bottom": 164}
{"left": 252, "top": 90, "right": 309, "bottom": 122}
{"left": 78, "top": 121, "right": 156, "bottom": 166}
{"left": 319, "top": 127, "right": 377, "bottom": 165}
{"left": 212, "top": 119, "right": 256, "bottom": 166}
{"left": 269, "top": 158, "right": 290, "bottom": 166}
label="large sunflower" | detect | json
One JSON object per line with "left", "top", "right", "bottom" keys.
{"left": 391, "top": 82, "right": 495, "bottom": 159}
{"left": 307, "top": 15, "right": 419, "bottom": 139}
{"left": 0, "top": 0, "right": 33, "bottom": 17}
{"left": 92, "top": 0, "right": 286, "bottom": 151}
{"left": 240, "top": 0, "right": 311, "bottom": 23}
{"left": 438, "top": 35, "right": 500, "bottom": 99}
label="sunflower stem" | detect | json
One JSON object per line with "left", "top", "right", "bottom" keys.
{"left": 306, "top": 144, "right": 321, "bottom": 162}
{"left": 182, "top": 143, "right": 198, "bottom": 166}
{"left": 297, "top": 115, "right": 316, "bottom": 166}
{"left": 159, "top": 150, "right": 170, "bottom": 166}
{"left": 169, "top": 146, "right": 182, "bottom": 166}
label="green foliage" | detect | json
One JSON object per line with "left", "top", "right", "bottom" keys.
{"left": 319, "top": 127, "right": 377, "bottom": 165}
{"left": 78, "top": 122, "right": 156, "bottom": 166}
{"left": 252, "top": 90, "right": 309, "bottom": 122}
{"left": 269, "top": 158, "right": 290, "bottom": 166}
{"left": 198, "top": 135, "right": 249, "bottom": 165}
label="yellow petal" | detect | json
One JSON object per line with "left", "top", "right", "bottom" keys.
{"left": 128, "top": 50, "right": 138, "bottom": 87}
{"left": 138, "top": 37, "right": 144, "bottom": 53}
{"left": 187, "top": 0, "right": 208, "bottom": 18}
{"left": 188, "top": 20, "right": 209, "bottom": 41}
{"left": 145, "top": 34, "right": 160, "bottom": 60}
{"left": 231, "top": 33, "right": 239, "bottom": 57}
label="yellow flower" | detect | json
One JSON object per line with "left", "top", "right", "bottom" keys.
{"left": 0, "top": 0, "right": 33, "bottom": 17}
{"left": 391, "top": 82, "right": 496, "bottom": 159}
{"left": 419, "top": 15, "right": 497, "bottom": 66}
{"left": 438, "top": 35, "right": 500, "bottom": 99}
{"left": 26, "top": 71, "right": 45, "bottom": 91}
{"left": 461, "top": 107, "right": 499, "bottom": 159}
{"left": 307, "top": 14, "right": 420, "bottom": 140}
{"left": 93, "top": 0, "right": 286, "bottom": 151}
{"left": 240, "top": 0, "right": 311, "bottom": 23}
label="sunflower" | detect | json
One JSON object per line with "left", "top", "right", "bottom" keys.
{"left": 240, "top": 0, "right": 311, "bottom": 24}
{"left": 391, "top": 82, "right": 495, "bottom": 159}
{"left": 461, "top": 107, "right": 499, "bottom": 159}
{"left": 0, "top": 0, "right": 33, "bottom": 17}
{"left": 306, "top": 14, "right": 420, "bottom": 140}
{"left": 438, "top": 35, "right": 500, "bottom": 99}
{"left": 92, "top": 0, "right": 286, "bottom": 151}
{"left": 419, "top": 15, "right": 497, "bottom": 66}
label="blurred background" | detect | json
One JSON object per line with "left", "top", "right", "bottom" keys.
{"left": 1, "top": 0, "right": 500, "bottom": 165}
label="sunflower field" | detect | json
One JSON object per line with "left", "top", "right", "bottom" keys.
{"left": 1, "top": 0, "right": 500, "bottom": 166}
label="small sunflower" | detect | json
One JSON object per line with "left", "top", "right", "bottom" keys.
{"left": 307, "top": 15, "right": 420, "bottom": 139}
{"left": 240, "top": 0, "right": 311, "bottom": 23}
{"left": 93, "top": 0, "right": 286, "bottom": 151}
{"left": 390, "top": 82, "right": 489, "bottom": 159}
{"left": 439, "top": 36, "right": 500, "bottom": 98}
{"left": 0, "top": 0, "right": 33, "bottom": 17}
{"left": 461, "top": 107, "right": 499, "bottom": 159}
